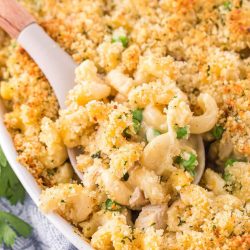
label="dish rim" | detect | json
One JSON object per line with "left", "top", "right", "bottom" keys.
{"left": 0, "top": 100, "right": 92, "bottom": 250}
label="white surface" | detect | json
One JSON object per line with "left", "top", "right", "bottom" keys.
{"left": 0, "top": 95, "right": 91, "bottom": 249}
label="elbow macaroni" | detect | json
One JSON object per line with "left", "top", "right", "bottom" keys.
{"left": 142, "top": 133, "right": 179, "bottom": 177}
{"left": 39, "top": 117, "right": 67, "bottom": 168}
{"left": 100, "top": 169, "right": 133, "bottom": 206}
{"left": 190, "top": 93, "right": 218, "bottom": 134}
{"left": 106, "top": 69, "right": 134, "bottom": 96}
{"left": 40, "top": 184, "right": 96, "bottom": 223}
{"left": 143, "top": 105, "right": 167, "bottom": 132}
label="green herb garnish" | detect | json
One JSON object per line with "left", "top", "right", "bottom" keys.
{"left": 223, "top": 172, "right": 232, "bottom": 181}
{"left": 225, "top": 158, "right": 237, "bottom": 167}
{"left": 176, "top": 126, "right": 188, "bottom": 139}
{"left": 223, "top": 1, "right": 232, "bottom": 10}
{"left": 133, "top": 119, "right": 141, "bottom": 134}
{"left": 105, "top": 199, "right": 123, "bottom": 212}
{"left": 123, "top": 109, "right": 144, "bottom": 137}
{"left": 132, "top": 109, "right": 143, "bottom": 134}
{"left": 112, "top": 36, "right": 129, "bottom": 48}
{"left": 212, "top": 125, "right": 224, "bottom": 140}
{"left": 175, "top": 153, "right": 198, "bottom": 176}
{"left": 0, "top": 211, "right": 32, "bottom": 247}
{"left": 132, "top": 109, "right": 143, "bottom": 122}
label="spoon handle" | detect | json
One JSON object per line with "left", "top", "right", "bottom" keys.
{"left": 0, "top": 0, "right": 35, "bottom": 38}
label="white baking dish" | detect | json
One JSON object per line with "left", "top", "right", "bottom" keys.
{"left": 0, "top": 99, "right": 92, "bottom": 250}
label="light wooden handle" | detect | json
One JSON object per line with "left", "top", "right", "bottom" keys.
{"left": 0, "top": 0, "right": 35, "bottom": 38}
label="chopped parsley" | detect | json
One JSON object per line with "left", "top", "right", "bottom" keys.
{"left": 132, "top": 109, "right": 143, "bottom": 122}
{"left": 223, "top": 1, "right": 232, "bottom": 10}
{"left": 223, "top": 172, "right": 232, "bottom": 181}
{"left": 224, "top": 158, "right": 237, "bottom": 167}
{"left": 91, "top": 151, "right": 101, "bottom": 159}
{"left": 175, "top": 153, "right": 198, "bottom": 176}
{"left": 105, "top": 199, "right": 123, "bottom": 212}
{"left": 133, "top": 119, "right": 141, "bottom": 134}
{"left": 111, "top": 36, "right": 129, "bottom": 48}
{"left": 123, "top": 109, "right": 143, "bottom": 137}
{"left": 212, "top": 125, "right": 224, "bottom": 140}
{"left": 132, "top": 109, "right": 143, "bottom": 134}
{"left": 224, "top": 179, "right": 242, "bottom": 194}
{"left": 176, "top": 126, "right": 188, "bottom": 139}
